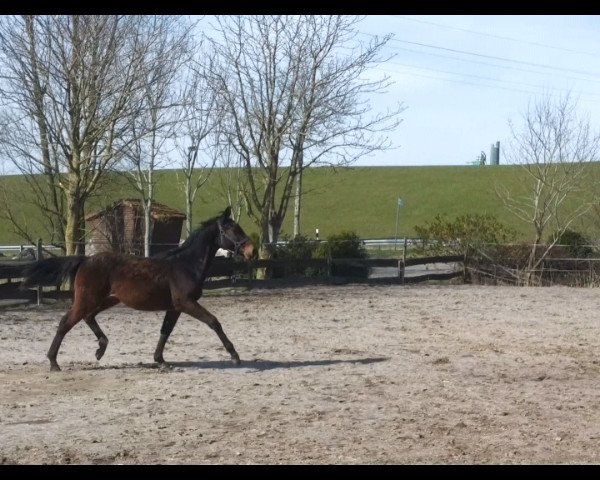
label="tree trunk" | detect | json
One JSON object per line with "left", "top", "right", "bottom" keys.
{"left": 293, "top": 168, "right": 302, "bottom": 237}
{"left": 255, "top": 210, "right": 283, "bottom": 280}
{"left": 64, "top": 196, "right": 85, "bottom": 256}
{"left": 143, "top": 199, "right": 152, "bottom": 258}
{"left": 525, "top": 233, "right": 542, "bottom": 286}
{"left": 185, "top": 176, "right": 193, "bottom": 237}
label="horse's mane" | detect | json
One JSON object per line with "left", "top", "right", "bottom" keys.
{"left": 153, "top": 213, "right": 222, "bottom": 260}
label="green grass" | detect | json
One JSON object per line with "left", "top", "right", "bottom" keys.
{"left": 0, "top": 164, "right": 597, "bottom": 245}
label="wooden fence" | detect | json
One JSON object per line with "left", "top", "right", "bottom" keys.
{"left": 0, "top": 254, "right": 465, "bottom": 305}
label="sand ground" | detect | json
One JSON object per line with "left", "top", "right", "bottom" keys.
{"left": 0, "top": 284, "right": 598, "bottom": 464}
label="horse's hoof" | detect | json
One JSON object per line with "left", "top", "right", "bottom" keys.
{"left": 231, "top": 357, "right": 241, "bottom": 366}
{"left": 95, "top": 349, "right": 105, "bottom": 361}
{"left": 50, "top": 364, "right": 61, "bottom": 372}
{"left": 158, "top": 362, "right": 172, "bottom": 370}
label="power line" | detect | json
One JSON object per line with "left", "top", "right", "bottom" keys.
{"left": 358, "top": 27, "right": 600, "bottom": 100}
{"left": 375, "top": 65, "right": 600, "bottom": 102}
{"left": 376, "top": 66, "right": 541, "bottom": 96}
{"left": 383, "top": 45, "right": 600, "bottom": 86}
{"left": 360, "top": 32, "right": 600, "bottom": 78}
{"left": 391, "top": 15, "right": 600, "bottom": 58}
{"left": 386, "top": 60, "right": 600, "bottom": 99}
{"left": 389, "top": 38, "right": 600, "bottom": 77}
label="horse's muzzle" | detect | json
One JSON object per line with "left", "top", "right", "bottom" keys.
{"left": 241, "top": 243, "right": 254, "bottom": 260}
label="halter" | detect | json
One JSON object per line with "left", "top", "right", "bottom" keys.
{"left": 217, "top": 220, "right": 249, "bottom": 257}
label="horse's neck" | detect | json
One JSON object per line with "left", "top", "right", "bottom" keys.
{"left": 188, "top": 234, "right": 218, "bottom": 279}
{"left": 200, "top": 244, "right": 218, "bottom": 270}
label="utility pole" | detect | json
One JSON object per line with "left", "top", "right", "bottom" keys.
{"left": 394, "top": 197, "right": 403, "bottom": 250}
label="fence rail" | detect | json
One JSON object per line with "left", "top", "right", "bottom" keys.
{"left": 466, "top": 255, "right": 600, "bottom": 286}
{"left": 0, "top": 245, "right": 59, "bottom": 253}
{"left": 0, "top": 253, "right": 464, "bottom": 305}
{"left": 6, "top": 238, "right": 600, "bottom": 305}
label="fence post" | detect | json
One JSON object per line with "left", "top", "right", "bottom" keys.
{"left": 327, "top": 242, "right": 333, "bottom": 280}
{"left": 398, "top": 238, "right": 408, "bottom": 284}
{"left": 36, "top": 238, "right": 43, "bottom": 306}
{"left": 247, "top": 260, "right": 253, "bottom": 290}
{"left": 398, "top": 259, "right": 405, "bottom": 284}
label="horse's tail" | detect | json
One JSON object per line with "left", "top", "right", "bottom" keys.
{"left": 20, "top": 256, "right": 87, "bottom": 289}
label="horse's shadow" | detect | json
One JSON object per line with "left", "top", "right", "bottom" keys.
{"left": 82, "top": 357, "right": 389, "bottom": 372}
{"left": 171, "top": 357, "right": 389, "bottom": 372}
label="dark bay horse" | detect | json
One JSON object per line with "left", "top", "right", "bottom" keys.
{"left": 21, "top": 207, "right": 254, "bottom": 372}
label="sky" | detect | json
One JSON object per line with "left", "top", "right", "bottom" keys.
{"left": 349, "top": 15, "right": 600, "bottom": 166}
{"left": 3, "top": 15, "right": 600, "bottom": 172}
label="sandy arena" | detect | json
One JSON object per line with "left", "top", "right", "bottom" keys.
{"left": 0, "top": 284, "right": 599, "bottom": 464}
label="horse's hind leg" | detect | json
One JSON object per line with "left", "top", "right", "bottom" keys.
{"left": 47, "top": 307, "right": 86, "bottom": 372}
{"left": 179, "top": 301, "right": 240, "bottom": 365}
{"left": 154, "top": 310, "right": 181, "bottom": 366}
{"left": 84, "top": 296, "right": 120, "bottom": 361}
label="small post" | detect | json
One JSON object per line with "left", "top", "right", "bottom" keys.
{"left": 36, "top": 238, "right": 43, "bottom": 306}
{"left": 327, "top": 242, "right": 332, "bottom": 280}
{"left": 394, "top": 197, "right": 404, "bottom": 250}
{"left": 398, "top": 237, "right": 408, "bottom": 284}
{"left": 247, "top": 260, "right": 254, "bottom": 290}
{"left": 398, "top": 259, "right": 405, "bottom": 284}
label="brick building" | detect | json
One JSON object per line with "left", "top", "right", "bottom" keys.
{"left": 85, "top": 199, "right": 186, "bottom": 257}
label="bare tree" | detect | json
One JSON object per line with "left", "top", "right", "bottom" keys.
{"left": 0, "top": 15, "right": 171, "bottom": 255}
{"left": 173, "top": 56, "right": 219, "bottom": 237}
{"left": 210, "top": 138, "right": 247, "bottom": 223}
{"left": 497, "top": 94, "right": 600, "bottom": 285}
{"left": 123, "top": 16, "right": 194, "bottom": 257}
{"left": 206, "top": 16, "right": 404, "bottom": 266}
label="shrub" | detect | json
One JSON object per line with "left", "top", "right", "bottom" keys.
{"left": 414, "top": 213, "right": 515, "bottom": 257}
{"left": 314, "top": 231, "right": 369, "bottom": 278}
{"left": 314, "top": 231, "right": 367, "bottom": 259}
{"left": 552, "top": 229, "right": 594, "bottom": 258}
{"left": 273, "top": 234, "right": 321, "bottom": 277}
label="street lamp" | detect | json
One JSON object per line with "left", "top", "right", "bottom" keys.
{"left": 394, "top": 197, "right": 404, "bottom": 250}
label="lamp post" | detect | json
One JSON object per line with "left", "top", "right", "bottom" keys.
{"left": 394, "top": 197, "right": 403, "bottom": 250}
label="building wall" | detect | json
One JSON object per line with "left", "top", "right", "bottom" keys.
{"left": 86, "top": 211, "right": 124, "bottom": 255}
{"left": 86, "top": 202, "right": 184, "bottom": 257}
{"left": 151, "top": 217, "right": 184, "bottom": 256}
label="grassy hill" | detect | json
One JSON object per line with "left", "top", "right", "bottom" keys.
{"left": 0, "top": 164, "right": 597, "bottom": 245}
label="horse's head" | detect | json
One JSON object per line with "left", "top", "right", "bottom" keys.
{"left": 216, "top": 207, "right": 254, "bottom": 260}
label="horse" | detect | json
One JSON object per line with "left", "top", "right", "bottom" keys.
{"left": 20, "top": 206, "right": 254, "bottom": 372}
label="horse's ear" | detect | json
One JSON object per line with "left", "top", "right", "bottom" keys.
{"left": 223, "top": 206, "right": 232, "bottom": 220}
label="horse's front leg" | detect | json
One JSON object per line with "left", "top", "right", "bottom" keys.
{"left": 154, "top": 310, "right": 181, "bottom": 366}
{"left": 84, "top": 296, "right": 120, "bottom": 361}
{"left": 178, "top": 300, "right": 240, "bottom": 365}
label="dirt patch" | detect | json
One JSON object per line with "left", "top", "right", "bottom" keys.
{"left": 0, "top": 284, "right": 599, "bottom": 464}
